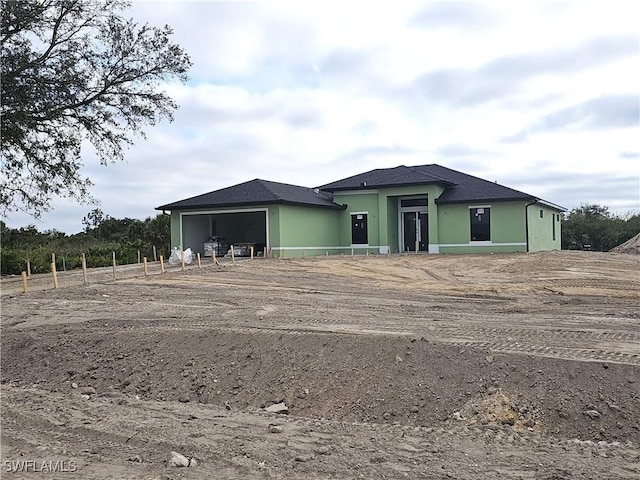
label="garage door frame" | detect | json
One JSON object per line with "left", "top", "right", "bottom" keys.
{"left": 179, "top": 207, "right": 269, "bottom": 251}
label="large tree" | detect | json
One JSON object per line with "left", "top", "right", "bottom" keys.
{"left": 1, "top": 0, "right": 191, "bottom": 216}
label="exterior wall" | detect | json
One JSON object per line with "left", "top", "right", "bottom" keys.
{"left": 273, "top": 204, "right": 340, "bottom": 257}
{"left": 437, "top": 201, "right": 528, "bottom": 254}
{"left": 334, "top": 185, "right": 444, "bottom": 253}
{"left": 267, "top": 206, "right": 280, "bottom": 249}
{"left": 333, "top": 192, "right": 380, "bottom": 248}
{"left": 170, "top": 211, "right": 181, "bottom": 248}
{"left": 527, "top": 204, "right": 562, "bottom": 252}
{"left": 386, "top": 196, "right": 399, "bottom": 253}
{"left": 166, "top": 191, "right": 563, "bottom": 257}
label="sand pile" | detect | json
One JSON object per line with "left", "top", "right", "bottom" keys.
{"left": 610, "top": 232, "right": 640, "bottom": 254}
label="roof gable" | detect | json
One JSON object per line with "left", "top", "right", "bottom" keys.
{"left": 157, "top": 179, "right": 343, "bottom": 211}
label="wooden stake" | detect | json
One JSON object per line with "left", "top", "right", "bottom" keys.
{"left": 51, "top": 252, "right": 56, "bottom": 266}
{"left": 26, "top": 259, "right": 31, "bottom": 279}
{"left": 112, "top": 251, "right": 117, "bottom": 281}
{"left": 415, "top": 240, "right": 419, "bottom": 253}
{"left": 263, "top": 247, "right": 267, "bottom": 258}
{"left": 281, "top": 249, "right": 285, "bottom": 259}
{"left": 160, "top": 255, "right": 165, "bottom": 273}
{"left": 81, "top": 253, "right": 87, "bottom": 284}
{"left": 230, "top": 245, "right": 235, "bottom": 264}
{"left": 153, "top": 245, "right": 157, "bottom": 262}
{"left": 181, "top": 250, "right": 185, "bottom": 271}
{"left": 62, "top": 256, "right": 66, "bottom": 271}
{"left": 197, "top": 252, "right": 201, "bottom": 269}
{"left": 137, "top": 250, "right": 141, "bottom": 264}
{"left": 21, "top": 271, "right": 28, "bottom": 293}
{"left": 143, "top": 257, "right": 148, "bottom": 276}
{"left": 51, "top": 262, "right": 59, "bottom": 289}
{"left": 212, "top": 250, "right": 219, "bottom": 265}
{"left": 250, "top": 246, "right": 254, "bottom": 260}
{"left": 351, "top": 248, "right": 354, "bottom": 256}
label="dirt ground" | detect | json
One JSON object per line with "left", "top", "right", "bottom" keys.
{"left": 1, "top": 251, "right": 639, "bottom": 479}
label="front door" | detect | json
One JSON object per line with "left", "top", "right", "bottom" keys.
{"left": 403, "top": 211, "right": 428, "bottom": 252}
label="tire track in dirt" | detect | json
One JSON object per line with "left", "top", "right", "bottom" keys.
{"left": 3, "top": 385, "right": 638, "bottom": 479}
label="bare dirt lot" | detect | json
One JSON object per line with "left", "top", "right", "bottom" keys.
{"left": 1, "top": 251, "right": 639, "bottom": 479}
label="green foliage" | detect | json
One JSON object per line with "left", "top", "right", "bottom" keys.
{"left": 562, "top": 203, "right": 640, "bottom": 251}
{"left": 0, "top": 213, "right": 170, "bottom": 275}
{"left": 1, "top": 0, "right": 191, "bottom": 216}
{"left": 0, "top": 248, "right": 24, "bottom": 275}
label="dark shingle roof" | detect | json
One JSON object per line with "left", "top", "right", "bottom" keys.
{"left": 318, "top": 165, "right": 455, "bottom": 191}
{"left": 156, "top": 179, "right": 344, "bottom": 211}
{"left": 318, "top": 164, "right": 541, "bottom": 205}
{"left": 158, "top": 164, "right": 564, "bottom": 212}
{"left": 416, "top": 164, "right": 535, "bottom": 204}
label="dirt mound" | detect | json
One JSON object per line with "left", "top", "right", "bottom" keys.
{"left": 610, "top": 232, "right": 640, "bottom": 254}
{"left": 2, "top": 322, "right": 638, "bottom": 444}
{"left": 1, "top": 252, "right": 639, "bottom": 479}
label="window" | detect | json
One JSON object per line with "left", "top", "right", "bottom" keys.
{"left": 470, "top": 207, "right": 490, "bottom": 241}
{"left": 351, "top": 213, "right": 368, "bottom": 244}
{"left": 540, "top": 209, "right": 544, "bottom": 218}
{"left": 552, "top": 215, "right": 556, "bottom": 241}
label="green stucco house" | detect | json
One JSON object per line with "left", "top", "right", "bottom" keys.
{"left": 156, "top": 164, "right": 565, "bottom": 257}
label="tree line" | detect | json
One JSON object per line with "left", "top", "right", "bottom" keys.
{"left": 561, "top": 204, "right": 639, "bottom": 251}
{"left": 1, "top": 209, "right": 170, "bottom": 275}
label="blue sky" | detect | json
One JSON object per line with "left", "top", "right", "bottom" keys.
{"left": 3, "top": 0, "right": 639, "bottom": 234}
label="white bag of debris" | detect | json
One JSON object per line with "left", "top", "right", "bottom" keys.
{"left": 168, "top": 247, "right": 194, "bottom": 265}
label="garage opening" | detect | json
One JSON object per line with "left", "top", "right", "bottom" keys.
{"left": 181, "top": 210, "right": 267, "bottom": 257}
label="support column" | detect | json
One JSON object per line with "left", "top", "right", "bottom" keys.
{"left": 428, "top": 192, "right": 440, "bottom": 254}
{"left": 378, "top": 193, "right": 389, "bottom": 254}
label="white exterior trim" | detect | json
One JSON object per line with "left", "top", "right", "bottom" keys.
{"left": 271, "top": 245, "right": 389, "bottom": 251}
{"left": 438, "top": 242, "right": 527, "bottom": 247}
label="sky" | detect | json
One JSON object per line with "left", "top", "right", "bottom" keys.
{"left": 3, "top": 0, "right": 639, "bottom": 234}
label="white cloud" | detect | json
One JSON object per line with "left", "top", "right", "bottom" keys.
{"left": 3, "top": 0, "right": 638, "bottom": 233}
